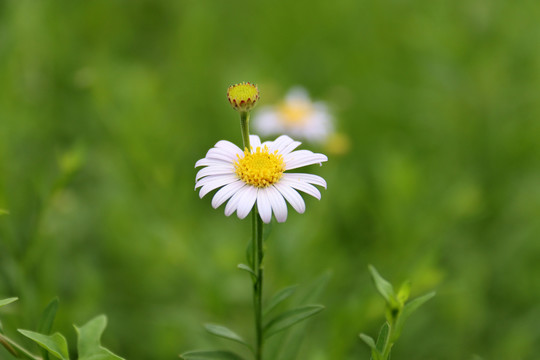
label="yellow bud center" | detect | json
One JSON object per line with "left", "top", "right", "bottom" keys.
{"left": 227, "top": 82, "right": 260, "bottom": 112}
{"left": 278, "top": 100, "right": 313, "bottom": 126}
{"left": 234, "top": 146, "right": 285, "bottom": 188}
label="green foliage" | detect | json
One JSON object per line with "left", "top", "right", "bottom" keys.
{"left": 18, "top": 330, "right": 69, "bottom": 360}
{"left": 360, "top": 266, "right": 435, "bottom": 360}
{"left": 180, "top": 350, "right": 246, "bottom": 360}
{"left": 74, "top": 315, "right": 124, "bottom": 360}
{"left": 1, "top": 0, "right": 540, "bottom": 358}
{"left": 263, "top": 305, "right": 325, "bottom": 339}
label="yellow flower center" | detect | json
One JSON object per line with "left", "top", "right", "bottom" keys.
{"left": 227, "top": 82, "right": 260, "bottom": 112}
{"left": 278, "top": 101, "right": 313, "bottom": 126}
{"left": 234, "top": 146, "right": 285, "bottom": 188}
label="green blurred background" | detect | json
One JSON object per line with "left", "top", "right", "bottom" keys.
{"left": 1, "top": 0, "right": 540, "bottom": 359}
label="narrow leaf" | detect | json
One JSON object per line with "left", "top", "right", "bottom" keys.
{"left": 263, "top": 285, "right": 298, "bottom": 315}
{"left": 359, "top": 333, "right": 376, "bottom": 349}
{"left": 0, "top": 297, "right": 18, "bottom": 308}
{"left": 375, "top": 322, "right": 389, "bottom": 354}
{"left": 75, "top": 315, "right": 125, "bottom": 360}
{"left": 18, "top": 330, "right": 69, "bottom": 360}
{"left": 38, "top": 298, "right": 60, "bottom": 360}
{"left": 264, "top": 305, "right": 324, "bottom": 339}
{"left": 368, "top": 265, "right": 396, "bottom": 304}
{"left": 394, "top": 291, "right": 436, "bottom": 338}
{"left": 0, "top": 332, "right": 41, "bottom": 360}
{"left": 203, "top": 324, "right": 251, "bottom": 349}
{"left": 237, "top": 264, "right": 256, "bottom": 281}
{"left": 180, "top": 350, "right": 246, "bottom": 360}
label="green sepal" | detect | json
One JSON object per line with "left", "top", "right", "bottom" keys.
{"left": 179, "top": 350, "right": 246, "bottom": 360}
{"left": 394, "top": 291, "right": 436, "bottom": 338}
{"left": 74, "top": 315, "right": 125, "bottom": 360}
{"left": 18, "top": 329, "right": 69, "bottom": 360}
{"left": 0, "top": 297, "right": 18, "bottom": 308}
{"left": 263, "top": 304, "right": 324, "bottom": 339}
{"left": 203, "top": 324, "right": 251, "bottom": 350}
{"left": 263, "top": 285, "right": 298, "bottom": 315}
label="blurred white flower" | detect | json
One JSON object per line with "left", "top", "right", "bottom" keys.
{"left": 252, "top": 87, "right": 334, "bottom": 143}
{"left": 195, "top": 135, "right": 327, "bottom": 223}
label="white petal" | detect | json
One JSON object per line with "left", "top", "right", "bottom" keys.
{"left": 195, "top": 165, "right": 234, "bottom": 181}
{"left": 195, "top": 174, "right": 235, "bottom": 189}
{"left": 279, "top": 177, "right": 321, "bottom": 200}
{"left": 206, "top": 147, "right": 239, "bottom": 162}
{"left": 274, "top": 182, "right": 306, "bottom": 214}
{"left": 266, "top": 186, "right": 288, "bottom": 223}
{"left": 284, "top": 150, "right": 328, "bottom": 170}
{"left": 257, "top": 189, "right": 272, "bottom": 223}
{"left": 236, "top": 186, "right": 258, "bottom": 219}
{"left": 211, "top": 180, "right": 245, "bottom": 209}
{"left": 198, "top": 175, "right": 238, "bottom": 198}
{"left": 224, "top": 186, "right": 249, "bottom": 216}
{"left": 215, "top": 140, "right": 243, "bottom": 155}
{"left": 249, "top": 135, "right": 262, "bottom": 150}
{"left": 278, "top": 140, "right": 303, "bottom": 156}
{"left": 282, "top": 173, "right": 327, "bottom": 189}
{"left": 195, "top": 158, "right": 230, "bottom": 168}
{"left": 267, "top": 135, "right": 294, "bottom": 153}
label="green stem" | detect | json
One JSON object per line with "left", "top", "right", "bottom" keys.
{"left": 381, "top": 321, "right": 395, "bottom": 360}
{"left": 240, "top": 111, "right": 251, "bottom": 151}
{"left": 252, "top": 210, "right": 264, "bottom": 360}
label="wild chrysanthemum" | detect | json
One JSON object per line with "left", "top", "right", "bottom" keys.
{"left": 195, "top": 135, "right": 327, "bottom": 223}
{"left": 252, "top": 87, "right": 334, "bottom": 143}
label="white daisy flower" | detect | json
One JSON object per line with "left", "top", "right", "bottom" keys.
{"left": 195, "top": 135, "right": 328, "bottom": 223}
{"left": 252, "top": 87, "right": 334, "bottom": 143}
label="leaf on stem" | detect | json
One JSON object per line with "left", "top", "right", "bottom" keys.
{"left": 394, "top": 291, "right": 436, "bottom": 338}
{"left": 38, "top": 298, "right": 60, "bottom": 360}
{"left": 368, "top": 265, "right": 397, "bottom": 306}
{"left": 263, "top": 285, "right": 298, "bottom": 315}
{"left": 237, "top": 264, "right": 257, "bottom": 282}
{"left": 203, "top": 324, "right": 251, "bottom": 350}
{"left": 180, "top": 350, "right": 246, "bottom": 360}
{"left": 263, "top": 304, "right": 324, "bottom": 339}
{"left": 75, "top": 315, "right": 125, "bottom": 360}
{"left": 375, "top": 322, "right": 389, "bottom": 354}
{"left": 0, "top": 297, "right": 18, "bottom": 308}
{"left": 18, "top": 330, "right": 69, "bottom": 360}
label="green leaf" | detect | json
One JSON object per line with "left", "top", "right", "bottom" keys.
{"left": 359, "top": 333, "right": 376, "bottom": 349}
{"left": 359, "top": 333, "right": 382, "bottom": 360}
{"left": 263, "top": 285, "right": 298, "bottom": 315}
{"left": 38, "top": 298, "right": 60, "bottom": 360}
{"left": 18, "top": 330, "right": 69, "bottom": 360}
{"left": 180, "top": 350, "right": 246, "bottom": 360}
{"left": 375, "top": 322, "right": 389, "bottom": 354}
{"left": 237, "top": 264, "right": 256, "bottom": 281}
{"left": 368, "top": 265, "right": 396, "bottom": 305}
{"left": 263, "top": 305, "right": 324, "bottom": 339}
{"left": 203, "top": 324, "right": 251, "bottom": 349}
{"left": 0, "top": 209, "right": 9, "bottom": 215}
{"left": 397, "top": 281, "right": 411, "bottom": 304}
{"left": 75, "top": 315, "right": 125, "bottom": 360}
{"left": 394, "top": 291, "right": 436, "bottom": 338}
{"left": 0, "top": 297, "right": 18, "bottom": 308}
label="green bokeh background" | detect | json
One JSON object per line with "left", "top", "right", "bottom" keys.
{"left": 1, "top": 0, "right": 540, "bottom": 359}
